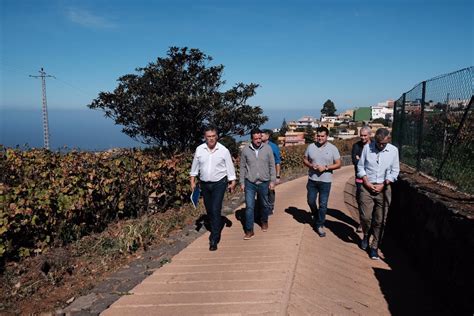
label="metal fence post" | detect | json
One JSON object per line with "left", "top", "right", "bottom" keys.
{"left": 416, "top": 81, "right": 426, "bottom": 170}
{"left": 399, "top": 93, "right": 406, "bottom": 158}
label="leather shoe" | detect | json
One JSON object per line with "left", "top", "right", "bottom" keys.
{"left": 209, "top": 244, "right": 217, "bottom": 251}
{"left": 261, "top": 222, "right": 268, "bottom": 232}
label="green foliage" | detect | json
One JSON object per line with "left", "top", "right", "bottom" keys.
{"left": 88, "top": 47, "right": 267, "bottom": 153}
{"left": 279, "top": 119, "right": 288, "bottom": 135}
{"left": 371, "top": 118, "right": 390, "bottom": 126}
{"left": 304, "top": 125, "right": 315, "bottom": 143}
{"left": 321, "top": 99, "right": 337, "bottom": 116}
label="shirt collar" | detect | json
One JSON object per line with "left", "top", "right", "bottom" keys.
{"left": 250, "top": 143, "right": 263, "bottom": 151}
{"left": 205, "top": 142, "right": 220, "bottom": 152}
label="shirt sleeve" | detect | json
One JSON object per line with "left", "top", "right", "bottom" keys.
{"left": 333, "top": 144, "right": 341, "bottom": 160}
{"left": 224, "top": 149, "right": 237, "bottom": 181}
{"left": 269, "top": 148, "right": 276, "bottom": 182}
{"left": 239, "top": 149, "right": 246, "bottom": 184}
{"left": 386, "top": 147, "right": 400, "bottom": 182}
{"left": 190, "top": 148, "right": 200, "bottom": 176}
{"left": 351, "top": 143, "right": 359, "bottom": 166}
{"left": 357, "top": 145, "right": 368, "bottom": 179}
{"left": 273, "top": 143, "right": 281, "bottom": 165}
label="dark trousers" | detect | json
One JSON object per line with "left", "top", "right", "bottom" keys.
{"left": 306, "top": 180, "right": 332, "bottom": 228}
{"left": 200, "top": 177, "right": 227, "bottom": 245}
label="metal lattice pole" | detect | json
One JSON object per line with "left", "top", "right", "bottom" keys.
{"left": 30, "top": 68, "right": 54, "bottom": 150}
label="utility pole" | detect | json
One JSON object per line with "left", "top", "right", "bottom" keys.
{"left": 30, "top": 68, "right": 54, "bottom": 150}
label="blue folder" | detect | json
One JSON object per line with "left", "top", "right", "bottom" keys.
{"left": 190, "top": 186, "right": 200, "bottom": 208}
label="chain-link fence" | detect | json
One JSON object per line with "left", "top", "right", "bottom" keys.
{"left": 392, "top": 67, "right": 473, "bottom": 194}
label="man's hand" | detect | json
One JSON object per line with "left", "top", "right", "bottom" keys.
{"left": 372, "top": 183, "right": 384, "bottom": 193}
{"left": 240, "top": 184, "right": 245, "bottom": 191}
{"left": 269, "top": 182, "right": 275, "bottom": 190}
{"left": 228, "top": 181, "right": 236, "bottom": 193}
{"left": 275, "top": 178, "right": 281, "bottom": 185}
{"left": 314, "top": 164, "right": 326, "bottom": 173}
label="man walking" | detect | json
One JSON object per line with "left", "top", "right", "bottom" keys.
{"left": 351, "top": 126, "right": 372, "bottom": 233}
{"left": 303, "top": 126, "right": 341, "bottom": 237}
{"left": 261, "top": 129, "right": 281, "bottom": 214}
{"left": 190, "top": 126, "right": 236, "bottom": 251}
{"left": 240, "top": 128, "right": 276, "bottom": 239}
{"left": 357, "top": 128, "right": 400, "bottom": 260}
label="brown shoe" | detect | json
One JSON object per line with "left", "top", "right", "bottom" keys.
{"left": 243, "top": 231, "right": 254, "bottom": 240}
{"left": 261, "top": 222, "right": 268, "bottom": 232}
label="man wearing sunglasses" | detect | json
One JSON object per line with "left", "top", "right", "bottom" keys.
{"left": 357, "top": 128, "right": 400, "bottom": 260}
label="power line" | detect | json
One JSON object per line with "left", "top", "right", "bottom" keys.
{"left": 30, "top": 68, "right": 55, "bottom": 150}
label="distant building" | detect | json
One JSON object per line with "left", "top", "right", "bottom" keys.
{"left": 372, "top": 106, "right": 393, "bottom": 121}
{"left": 284, "top": 131, "right": 305, "bottom": 146}
{"left": 353, "top": 107, "right": 371, "bottom": 122}
{"left": 287, "top": 116, "right": 319, "bottom": 131}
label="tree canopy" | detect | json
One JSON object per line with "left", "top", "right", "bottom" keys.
{"left": 88, "top": 47, "right": 267, "bottom": 152}
{"left": 321, "top": 99, "right": 337, "bottom": 116}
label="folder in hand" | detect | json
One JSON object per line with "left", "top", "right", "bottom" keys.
{"left": 190, "top": 186, "right": 200, "bottom": 208}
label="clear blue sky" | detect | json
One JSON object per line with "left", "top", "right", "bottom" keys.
{"left": 1, "top": 0, "right": 473, "bottom": 112}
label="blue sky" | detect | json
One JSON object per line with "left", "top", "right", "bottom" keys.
{"left": 0, "top": 0, "right": 474, "bottom": 149}
{"left": 0, "top": 0, "right": 473, "bottom": 148}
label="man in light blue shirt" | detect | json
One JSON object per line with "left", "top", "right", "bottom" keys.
{"left": 357, "top": 128, "right": 400, "bottom": 260}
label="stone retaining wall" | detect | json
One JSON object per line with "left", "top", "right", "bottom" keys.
{"left": 389, "top": 172, "right": 474, "bottom": 314}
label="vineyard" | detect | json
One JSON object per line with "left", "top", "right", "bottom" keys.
{"left": 0, "top": 141, "right": 353, "bottom": 265}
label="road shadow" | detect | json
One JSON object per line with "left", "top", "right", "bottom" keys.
{"left": 235, "top": 206, "right": 267, "bottom": 232}
{"left": 373, "top": 235, "right": 442, "bottom": 316}
{"left": 324, "top": 219, "right": 360, "bottom": 245}
{"left": 194, "top": 214, "right": 233, "bottom": 233}
{"left": 327, "top": 208, "right": 359, "bottom": 229}
{"left": 284, "top": 206, "right": 312, "bottom": 225}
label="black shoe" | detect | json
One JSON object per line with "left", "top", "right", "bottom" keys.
{"left": 209, "top": 244, "right": 217, "bottom": 251}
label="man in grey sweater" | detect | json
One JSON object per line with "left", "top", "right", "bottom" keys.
{"left": 240, "top": 128, "right": 276, "bottom": 239}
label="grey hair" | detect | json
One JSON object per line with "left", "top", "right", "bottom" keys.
{"left": 375, "top": 128, "right": 390, "bottom": 142}
{"left": 360, "top": 126, "right": 372, "bottom": 135}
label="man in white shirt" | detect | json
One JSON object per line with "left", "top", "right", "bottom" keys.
{"left": 190, "top": 126, "right": 236, "bottom": 251}
{"left": 357, "top": 128, "right": 400, "bottom": 260}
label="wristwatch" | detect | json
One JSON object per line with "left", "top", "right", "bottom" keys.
{"left": 276, "top": 175, "right": 281, "bottom": 179}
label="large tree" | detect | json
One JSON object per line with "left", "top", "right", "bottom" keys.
{"left": 88, "top": 47, "right": 267, "bottom": 152}
{"left": 321, "top": 99, "right": 337, "bottom": 116}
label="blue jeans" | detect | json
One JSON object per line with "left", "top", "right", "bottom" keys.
{"left": 244, "top": 179, "right": 270, "bottom": 232}
{"left": 306, "top": 180, "right": 332, "bottom": 228}
{"left": 200, "top": 177, "right": 228, "bottom": 245}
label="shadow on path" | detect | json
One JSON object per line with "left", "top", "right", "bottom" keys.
{"left": 284, "top": 206, "right": 312, "bottom": 225}
{"left": 374, "top": 236, "right": 442, "bottom": 316}
{"left": 194, "top": 214, "right": 233, "bottom": 233}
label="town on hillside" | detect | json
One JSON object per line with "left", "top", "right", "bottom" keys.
{"left": 271, "top": 99, "right": 396, "bottom": 147}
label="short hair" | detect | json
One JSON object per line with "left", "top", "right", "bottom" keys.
{"left": 250, "top": 128, "right": 262, "bottom": 137}
{"left": 316, "top": 126, "right": 329, "bottom": 135}
{"left": 263, "top": 129, "right": 273, "bottom": 136}
{"left": 375, "top": 128, "right": 390, "bottom": 142}
{"left": 360, "top": 126, "right": 372, "bottom": 135}
{"left": 203, "top": 125, "right": 218, "bottom": 135}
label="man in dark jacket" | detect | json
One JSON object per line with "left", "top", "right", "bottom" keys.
{"left": 351, "top": 126, "right": 372, "bottom": 233}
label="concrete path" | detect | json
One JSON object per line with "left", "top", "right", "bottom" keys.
{"left": 102, "top": 166, "right": 436, "bottom": 315}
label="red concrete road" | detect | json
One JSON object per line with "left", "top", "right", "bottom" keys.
{"left": 102, "top": 166, "right": 436, "bottom": 315}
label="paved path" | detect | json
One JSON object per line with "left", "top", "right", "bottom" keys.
{"left": 102, "top": 166, "right": 436, "bottom": 315}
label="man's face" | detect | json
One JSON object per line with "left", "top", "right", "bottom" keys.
{"left": 316, "top": 132, "right": 328, "bottom": 145}
{"left": 375, "top": 136, "right": 390, "bottom": 151}
{"left": 204, "top": 130, "right": 218, "bottom": 148}
{"left": 251, "top": 132, "right": 262, "bottom": 147}
{"left": 261, "top": 133, "right": 269, "bottom": 142}
{"left": 360, "top": 130, "right": 371, "bottom": 144}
